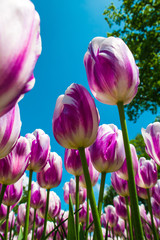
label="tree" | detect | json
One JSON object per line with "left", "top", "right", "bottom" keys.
{"left": 103, "top": 0, "right": 160, "bottom": 122}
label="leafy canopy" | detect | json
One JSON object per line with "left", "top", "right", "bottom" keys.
{"left": 103, "top": 0, "right": 160, "bottom": 122}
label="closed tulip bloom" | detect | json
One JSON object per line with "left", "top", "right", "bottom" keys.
{"left": 0, "top": 104, "right": 21, "bottom": 159}
{"left": 113, "top": 195, "right": 127, "bottom": 220}
{"left": 0, "top": 0, "right": 41, "bottom": 116}
{"left": 135, "top": 157, "right": 157, "bottom": 189}
{"left": 105, "top": 205, "right": 118, "bottom": 228}
{"left": 57, "top": 210, "right": 69, "bottom": 236}
{"left": 17, "top": 203, "right": 34, "bottom": 227}
{"left": 89, "top": 124, "right": 125, "bottom": 173}
{"left": 0, "top": 204, "right": 7, "bottom": 220}
{"left": 52, "top": 83, "right": 99, "bottom": 149}
{"left": 48, "top": 191, "right": 61, "bottom": 219}
{"left": 142, "top": 122, "right": 160, "bottom": 166}
{"left": 114, "top": 218, "right": 125, "bottom": 237}
{"left": 0, "top": 211, "right": 15, "bottom": 233}
{"left": 151, "top": 197, "right": 160, "bottom": 219}
{"left": 30, "top": 181, "right": 46, "bottom": 209}
{"left": 35, "top": 213, "right": 44, "bottom": 228}
{"left": 0, "top": 137, "right": 30, "bottom": 184}
{"left": 79, "top": 201, "right": 89, "bottom": 223}
{"left": 116, "top": 144, "right": 138, "bottom": 180}
{"left": 152, "top": 179, "right": 160, "bottom": 203}
{"left": 37, "top": 152, "right": 62, "bottom": 189}
{"left": 37, "top": 221, "right": 55, "bottom": 239}
{"left": 64, "top": 148, "right": 83, "bottom": 176}
{"left": 26, "top": 129, "right": 50, "bottom": 172}
{"left": 136, "top": 185, "right": 149, "bottom": 199}
{"left": 111, "top": 172, "right": 129, "bottom": 197}
{"left": 2, "top": 177, "right": 23, "bottom": 206}
{"left": 84, "top": 36, "right": 139, "bottom": 105}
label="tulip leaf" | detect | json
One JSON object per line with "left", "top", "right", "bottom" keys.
{"left": 67, "top": 195, "right": 77, "bottom": 240}
{"left": 79, "top": 223, "right": 85, "bottom": 240}
{"left": 17, "top": 226, "right": 23, "bottom": 240}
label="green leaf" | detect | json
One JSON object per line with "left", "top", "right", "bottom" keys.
{"left": 79, "top": 223, "right": 85, "bottom": 240}
{"left": 0, "top": 232, "right": 4, "bottom": 240}
{"left": 17, "top": 226, "right": 23, "bottom": 240}
{"left": 67, "top": 195, "right": 77, "bottom": 240}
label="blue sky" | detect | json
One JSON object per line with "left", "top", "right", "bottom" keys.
{"left": 19, "top": 0, "right": 158, "bottom": 210}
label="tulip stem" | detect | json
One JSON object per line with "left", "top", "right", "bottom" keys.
{"left": 5, "top": 205, "right": 10, "bottom": 240}
{"left": 76, "top": 175, "right": 79, "bottom": 240}
{"left": 31, "top": 209, "right": 36, "bottom": 240}
{"left": 24, "top": 170, "right": 33, "bottom": 240}
{"left": 147, "top": 189, "right": 158, "bottom": 240}
{"left": 78, "top": 147, "right": 103, "bottom": 240}
{"left": 0, "top": 184, "right": 7, "bottom": 206}
{"left": 98, "top": 172, "right": 106, "bottom": 216}
{"left": 85, "top": 195, "right": 89, "bottom": 240}
{"left": 117, "top": 101, "right": 144, "bottom": 240}
{"left": 105, "top": 223, "right": 108, "bottom": 240}
{"left": 125, "top": 196, "right": 133, "bottom": 240}
{"left": 42, "top": 188, "right": 50, "bottom": 239}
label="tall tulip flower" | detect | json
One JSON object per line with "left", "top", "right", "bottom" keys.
{"left": 30, "top": 181, "right": 46, "bottom": 209}
{"left": 142, "top": 122, "right": 160, "bottom": 166}
{"left": 84, "top": 36, "right": 139, "bottom": 105}
{"left": 52, "top": 83, "right": 99, "bottom": 149}
{"left": 0, "top": 0, "right": 42, "bottom": 116}
{"left": 0, "top": 104, "right": 21, "bottom": 159}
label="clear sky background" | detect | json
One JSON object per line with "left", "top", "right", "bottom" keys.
{"left": 19, "top": 0, "right": 159, "bottom": 210}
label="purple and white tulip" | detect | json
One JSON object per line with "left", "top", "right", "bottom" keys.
{"left": 52, "top": 83, "right": 99, "bottom": 149}
{"left": 30, "top": 181, "right": 46, "bottom": 209}
{"left": 152, "top": 180, "right": 160, "bottom": 203}
{"left": 2, "top": 177, "right": 23, "bottom": 206}
{"left": 0, "top": 0, "right": 41, "bottom": 116}
{"left": 151, "top": 197, "right": 160, "bottom": 219}
{"left": 25, "top": 129, "right": 50, "bottom": 172}
{"left": 0, "top": 211, "right": 15, "bottom": 233}
{"left": 64, "top": 148, "right": 83, "bottom": 176}
{"left": 48, "top": 191, "right": 61, "bottom": 219}
{"left": 111, "top": 172, "right": 129, "bottom": 197}
{"left": 0, "top": 137, "right": 30, "bottom": 184}
{"left": 135, "top": 157, "right": 157, "bottom": 189}
{"left": 105, "top": 205, "right": 118, "bottom": 228}
{"left": 116, "top": 144, "right": 138, "bottom": 180}
{"left": 84, "top": 36, "right": 139, "bottom": 105}
{"left": 89, "top": 124, "right": 125, "bottom": 173}
{"left": 136, "top": 185, "right": 149, "bottom": 200}
{"left": 0, "top": 204, "right": 7, "bottom": 220}
{"left": 0, "top": 104, "right": 21, "bottom": 159}
{"left": 17, "top": 203, "right": 34, "bottom": 227}
{"left": 113, "top": 195, "right": 128, "bottom": 220}
{"left": 142, "top": 122, "right": 160, "bottom": 166}
{"left": 37, "top": 152, "right": 62, "bottom": 189}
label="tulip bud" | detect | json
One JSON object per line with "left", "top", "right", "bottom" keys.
{"left": 135, "top": 157, "right": 157, "bottom": 189}
{"left": 52, "top": 83, "right": 99, "bottom": 149}
{"left": 89, "top": 124, "right": 125, "bottom": 173}
{"left": 30, "top": 181, "right": 46, "bottom": 209}
{"left": 142, "top": 122, "right": 160, "bottom": 166}
{"left": 116, "top": 144, "right": 138, "bottom": 180}
{"left": 113, "top": 195, "right": 128, "bottom": 220}
{"left": 84, "top": 36, "right": 139, "bottom": 105}
{"left": 105, "top": 205, "right": 118, "bottom": 228}
{"left": 0, "top": 0, "right": 41, "bottom": 115}
{"left": 0, "top": 104, "right": 21, "bottom": 159}
{"left": 111, "top": 172, "right": 129, "bottom": 197}
{"left": 37, "top": 152, "right": 62, "bottom": 189}
{"left": 17, "top": 203, "right": 34, "bottom": 227}
{"left": 25, "top": 129, "right": 50, "bottom": 172}
{"left": 0, "top": 137, "right": 30, "bottom": 184}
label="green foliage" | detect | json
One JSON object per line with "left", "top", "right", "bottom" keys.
{"left": 130, "top": 133, "right": 148, "bottom": 159}
{"left": 68, "top": 195, "right": 77, "bottom": 240}
{"left": 104, "top": 0, "right": 160, "bottom": 122}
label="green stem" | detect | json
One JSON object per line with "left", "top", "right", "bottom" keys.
{"left": 5, "top": 205, "right": 10, "bottom": 240}
{"left": 147, "top": 189, "right": 158, "bottom": 240}
{"left": 0, "top": 184, "right": 7, "bottom": 206}
{"left": 76, "top": 175, "right": 79, "bottom": 240}
{"left": 42, "top": 188, "right": 50, "bottom": 239}
{"left": 24, "top": 170, "right": 33, "bottom": 240}
{"left": 112, "top": 228, "right": 114, "bottom": 239}
{"left": 78, "top": 147, "right": 103, "bottom": 240}
{"left": 31, "top": 209, "right": 37, "bottom": 240}
{"left": 125, "top": 219, "right": 129, "bottom": 240}
{"left": 125, "top": 196, "right": 133, "bottom": 240}
{"left": 98, "top": 172, "right": 106, "bottom": 216}
{"left": 85, "top": 195, "right": 89, "bottom": 240}
{"left": 117, "top": 102, "right": 144, "bottom": 240}
{"left": 105, "top": 223, "right": 108, "bottom": 240}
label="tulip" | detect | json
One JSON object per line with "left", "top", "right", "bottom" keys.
{"left": 0, "top": 204, "right": 7, "bottom": 220}
{"left": 142, "top": 122, "right": 160, "bottom": 166}
{"left": 84, "top": 36, "right": 139, "bottom": 105}
{"left": 151, "top": 197, "right": 160, "bottom": 219}
{"left": 57, "top": 210, "right": 69, "bottom": 237}
{"left": 135, "top": 157, "right": 157, "bottom": 189}
{"left": 105, "top": 205, "right": 118, "bottom": 228}
{"left": 113, "top": 195, "right": 127, "bottom": 220}
{"left": 116, "top": 144, "right": 138, "bottom": 180}
{"left": 111, "top": 172, "right": 129, "bottom": 197}
{"left": 30, "top": 181, "right": 46, "bottom": 209}
{"left": 36, "top": 221, "right": 55, "bottom": 239}
{"left": 152, "top": 180, "right": 160, "bottom": 203}
{"left": 52, "top": 83, "right": 99, "bottom": 149}
{"left": 25, "top": 129, "right": 50, "bottom": 172}
{"left": 0, "top": 104, "right": 21, "bottom": 159}
{"left": 2, "top": 177, "right": 23, "bottom": 206}
{"left": 0, "top": 0, "right": 41, "bottom": 116}
{"left": 114, "top": 218, "right": 125, "bottom": 237}
{"left": 64, "top": 148, "right": 83, "bottom": 176}
{"left": 17, "top": 203, "right": 34, "bottom": 227}
{"left": 48, "top": 191, "right": 61, "bottom": 219}
{"left": 0, "top": 137, "right": 30, "bottom": 185}
{"left": 89, "top": 124, "right": 125, "bottom": 173}
{"left": 136, "top": 185, "right": 149, "bottom": 199}
{"left": 0, "top": 211, "right": 15, "bottom": 232}
{"left": 37, "top": 152, "right": 62, "bottom": 189}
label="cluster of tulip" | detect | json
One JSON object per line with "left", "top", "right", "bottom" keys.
{"left": 0, "top": 0, "right": 160, "bottom": 240}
